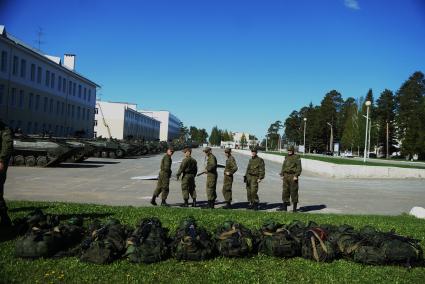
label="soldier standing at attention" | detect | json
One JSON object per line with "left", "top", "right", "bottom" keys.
{"left": 244, "top": 147, "right": 265, "bottom": 210}
{"left": 279, "top": 145, "right": 302, "bottom": 212}
{"left": 151, "top": 146, "right": 175, "bottom": 207}
{"left": 176, "top": 147, "right": 198, "bottom": 207}
{"left": 222, "top": 148, "right": 238, "bottom": 209}
{"left": 0, "top": 120, "right": 13, "bottom": 227}
{"left": 203, "top": 147, "right": 218, "bottom": 209}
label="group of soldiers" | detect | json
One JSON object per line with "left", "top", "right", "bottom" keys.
{"left": 151, "top": 145, "right": 302, "bottom": 212}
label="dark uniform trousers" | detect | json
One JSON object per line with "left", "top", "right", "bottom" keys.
{"left": 246, "top": 174, "right": 260, "bottom": 203}
{"left": 182, "top": 174, "right": 197, "bottom": 200}
{"left": 153, "top": 171, "right": 171, "bottom": 200}
{"left": 282, "top": 174, "right": 299, "bottom": 204}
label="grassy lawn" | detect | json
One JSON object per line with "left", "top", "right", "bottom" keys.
{"left": 1, "top": 200, "right": 425, "bottom": 283}
{"left": 265, "top": 151, "right": 425, "bottom": 169}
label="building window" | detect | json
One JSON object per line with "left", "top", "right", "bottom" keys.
{"left": 37, "top": 66, "right": 42, "bottom": 83}
{"left": 35, "top": 95, "right": 40, "bottom": 110}
{"left": 0, "top": 84, "right": 4, "bottom": 105}
{"left": 73, "top": 82, "right": 76, "bottom": 96}
{"left": 93, "top": 131, "right": 97, "bottom": 138}
{"left": 43, "top": 97, "right": 48, "bottom": 112}
{"left": 51, "top": 73, "right": 55, "bottom": 88}
{"left": 94, "top": 120, "right": 98, "bottom": 126}
{"left": 45, "top": 70, "right": 50, "bottom": 86}
{"left": 28, "top": 93, "right": 33, "bottom": 109}
{"left": 87, "top": 108, "right": 90, "bottom": 120}
{"left": 68, "top": 80, "right": 72, "bottom": 94}
{"left": 27, "top": 121, "right": 32, "bottom": 134}
{"left": 77, "top": 106, "right": 81, "bottom": 119}
{"left": 0, "top": 51, "right": 7, "bottom": 72}
{"left": 10, "top": 88, "right": 16, "bottom": 107}
{"left": 58, "top": 76, "right": 62, "bottom": 91}
{"left": 13, "top": 56, "right": 18, "bottom": 75}
{"left": 30, "top": 64, "right": 35, "bottom": 81}
{"left": 95, "top": 107, "right": 98, "bottom": 114}
{"left": 63, "top": 78, "right": 66, "bottom": 93}
{"left": 19, "top": 90, "right": 24, "bottom": 108}
{"left": 20, "top": 59, "right": 26, "bottom": 78}
{"left": 88, "top": 89, "right": 91, "bottom": 101}
{"left": 78, "top": 85, "right": 81, "bottom": 98}
{"left": 67, "top": 104, "right": 70, "bottom": 116}
{"left": 49, "top": 98, "right": 53, "bottom": 113}
{"left": 71, "top": 105, "right": 75, "bottom": 118}
{"left": 84, "top": 87, "right": 87, "bottom": 100}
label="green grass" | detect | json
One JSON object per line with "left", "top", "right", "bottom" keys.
{"left": 1, "top": 200, "right": 425, "bottom": 284}
{"left": 265, "top": 151, "right": 425, "bottom": 169}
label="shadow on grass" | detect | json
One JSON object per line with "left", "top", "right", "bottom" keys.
{"left": 9, "top": 206, "right": 51, "bottom": 212}
{"left": 0, "top": 226, "right": 20, "bottom": 243}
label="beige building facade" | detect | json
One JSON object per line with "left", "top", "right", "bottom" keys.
{"left": 0, "top": 25, "right": 98, "bottom": 138}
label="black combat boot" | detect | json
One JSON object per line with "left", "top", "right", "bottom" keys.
{"left": 247, "top": 203, "right": 253, "bottom": 210}
{"left": 253, "top": 202, "right": 259, "bottom": 211}
{"left": 292, "top": 202, "right": 298, "bottom": 213}
{"left": 277, "top": 203, "right": 288, "bottom": 211}
{"left": 192, "top": 199, "right": 197, "bottom": 207}
{"left": 150, "top": 196, "right": 157, "bottom": 206}
{"left": 202, "top": 201, "right": 211, "bottom": 209}
{"left": 161, "top": 200, "right": 169, "bottom": 207}
{"left": 223, "top": 202, "right": 232, "bottom": 209}
{"left": 210, "top": 200, "right": 215, "bottom": 209}
{"left": 181, "top": 199, "right": 189, "bottom": 207}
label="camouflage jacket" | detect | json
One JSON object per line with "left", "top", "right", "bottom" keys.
{"left": 224, "top": 155, "right": 238, "bottom": 176}
{"left": 245, "top": 156, "right": 265, "bottom": 179}
{"left": 159, "top": 154, "right": 172, "bottom": 176}
{"left": 205, "top": 154, "right": 217, "bottom": 175}
{"left": 280, "top": 154, "right": 302, "bottom": 176}
{"left": 0, "top": 121, "right": 13, "bottom": 163}
{"left": 177, "top": 157, "right": 198, "bottom": 177}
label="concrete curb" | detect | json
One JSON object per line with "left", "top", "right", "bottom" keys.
{"left": 233, "top": 150, "right": 425, "bottom": 179}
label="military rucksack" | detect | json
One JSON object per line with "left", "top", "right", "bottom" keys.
{"left": 326, "top": 224, "right": 364, "bottom": 259}
{"left": 301, "top": 227, "right": 336, "bottom": 262}
{"left": 15, "top": 218, "right": 84, "bottom": 259}
{"left": 80, "top": 219, "right": 130, "bottom": 264}
{"left": 258, "top": 220, "right": 301, "bottom": 258}
{"left": 214, "top": 220, "right": 256, "bottom": 258}
{"left": 125, "top": 217, "right": 170, "bottom": 264}
{"left": 14, "top": 209, "right": 60, "bottom": 235}
{"left": 172, "top": 217, "right": 214, "bottom": 261}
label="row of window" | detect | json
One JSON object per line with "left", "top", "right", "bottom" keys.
{"left": 8, "top": 119, "right": 90, "bottom": 137}
{"left": 0, "top": 50, "right": 92, "bottom": 102}
{"left": 125, "top": 111, "right": 160, "bottom": 126}
{"left": 0, "top": 85, "right": 93, "bottom": 121}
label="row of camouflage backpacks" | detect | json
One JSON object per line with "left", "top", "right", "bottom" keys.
{"left": 12, "top": 209, "right": 424, "bottom": 267}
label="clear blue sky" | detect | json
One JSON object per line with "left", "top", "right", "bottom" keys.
{"left": 1, "top": 0, "right": 424, "bottom": 138}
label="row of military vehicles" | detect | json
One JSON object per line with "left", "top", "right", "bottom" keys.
{"left": 10, "top": 136, "right": 198, "bottom": 167}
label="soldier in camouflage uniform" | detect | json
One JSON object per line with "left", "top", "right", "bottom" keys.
{"left": 222, "top": 148, "right": 238, "bottom": 209}
{"left": 151, "top": 146, "right": 175, "bottom": 207}
{"left": 176, "top": 147, "right": 198, "bottom": 207}
{"left": 203, "top": 147, "right": 217, "bottom": 209}
{"left": 0, "top": 120, "right": 13, "bottom": 227}
{"left": 279, "top": 145, "right": 302, "bottom": 212}
{"left": 244, "top": 148, "right": 265, "bottom": 210}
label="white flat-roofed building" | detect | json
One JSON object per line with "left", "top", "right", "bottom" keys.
{"left": 0, "top": 25, "right": 99, "bottom": 138}
{"left": 94, "top": 101, "right": 160, "bottom": 140}
{"left": 140, "top": 110, "right": 181, "bottom": 142}
{"left": 233, "top": 132, "right": 259, "bottom": 149}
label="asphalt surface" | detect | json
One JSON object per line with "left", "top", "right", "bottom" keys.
{"left": 4, "top": 148, "right": 425, "bottom": 215}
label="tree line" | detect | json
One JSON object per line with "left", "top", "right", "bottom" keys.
{"left": 209, "top": 126, "right": 234, "bottom": 146}
{"left": 282, "top": 71, "right": 425, "bottom": 159}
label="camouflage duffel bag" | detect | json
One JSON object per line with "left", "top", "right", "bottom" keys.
{"left": 125, "top": 217, "right": 170, "bottom": 264}
{"left": 15, "top": 218, "right": 84, "bottom": 259}
{"left": 301, "top": 227, "right": 336, "bottom": 262}
{"left": 172, "top": 217, "right": 214, "bottom": 261}
{"left": 258, "top": 220, "right": 300, "bottom": 258}
{"left": 214, "top": 220, "right": 256, "bottom": 258}
{"left": 353, "top": 245, "right": 386, "bottom": 265}
{"left": 80, "top": 219, "right": 130, "bottom": 264}
{"left": 326, "top": 224, "right": 364, "bottom": 259}
{"left": 380, "top": 237, "right": 423, "bottom": 266}
{"left": 14, "top": 209, "right": 60, "bottom": 235}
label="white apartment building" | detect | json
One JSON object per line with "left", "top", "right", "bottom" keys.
{"left": 140, "top": 110, "right": 181, "bottom": 142}
{"left": 233, "top": 132, "right": 259, "bottom": 149}
{"left": 0, "top": 25, "right": 98, "bottom": 138}
{"left": 94, "top": 101, "right": 160, "bottom": 140}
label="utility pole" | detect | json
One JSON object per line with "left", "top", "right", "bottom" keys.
{"left": 327, "top": 122, "right": 333, "bottom": 154}
{"left": 368, "top": 118, "right": 372, "bottom": 158}
{"left": 363, "top": 101, "right": 371, "bottom": 162}
{"left": 386, "top": 121, "right": 389, "bottom": 159}
{"left": 265, "top": 134, "right": 268, "bottom": 152}
{"left": 303, "top": 118, "right": 307, "bottom": 155}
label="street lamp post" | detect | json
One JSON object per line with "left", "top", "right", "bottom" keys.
{"left": 303, "top": 118, "right": 307, "bottom": 154}
{"left": 265, "top": 134, "right": 268, "bottom": 152}
{"left": 327, "top": 122, "right": 333, "bottom": 154}
{"left": 363, "top": 100, "right": 371, "bottom": 162}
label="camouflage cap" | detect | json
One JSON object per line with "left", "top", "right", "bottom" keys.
{"left": 203, "top": 147, "right": 212, "bottom": 152}
{"left": 288, "top": 145, "right": 295, "bottom": 152}
{"left": 251, "top": 147, "right": 258, "bottom": 153}
{"left": 224, "top": 148, "right": 232, "bottom": 154}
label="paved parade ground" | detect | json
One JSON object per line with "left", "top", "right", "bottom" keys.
{"left": 4, "top": 149, "right": 425, "bottom": 215}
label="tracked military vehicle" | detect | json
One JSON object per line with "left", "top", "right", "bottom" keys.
{"left": 64, "top": 140, "right": 98, "bottom": 163}
{"left": 10, "top": 137, "right": 78, "bottom": 167}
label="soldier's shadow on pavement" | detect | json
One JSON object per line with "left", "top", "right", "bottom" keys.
{"left": 298, "top": 204, "right": 327, "bottom": 212}
{"left": 55, "top": 164, "right": 104, "bottom": 168}
{"left": 80, "top": 161, "right": 121, "bottom": 165}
